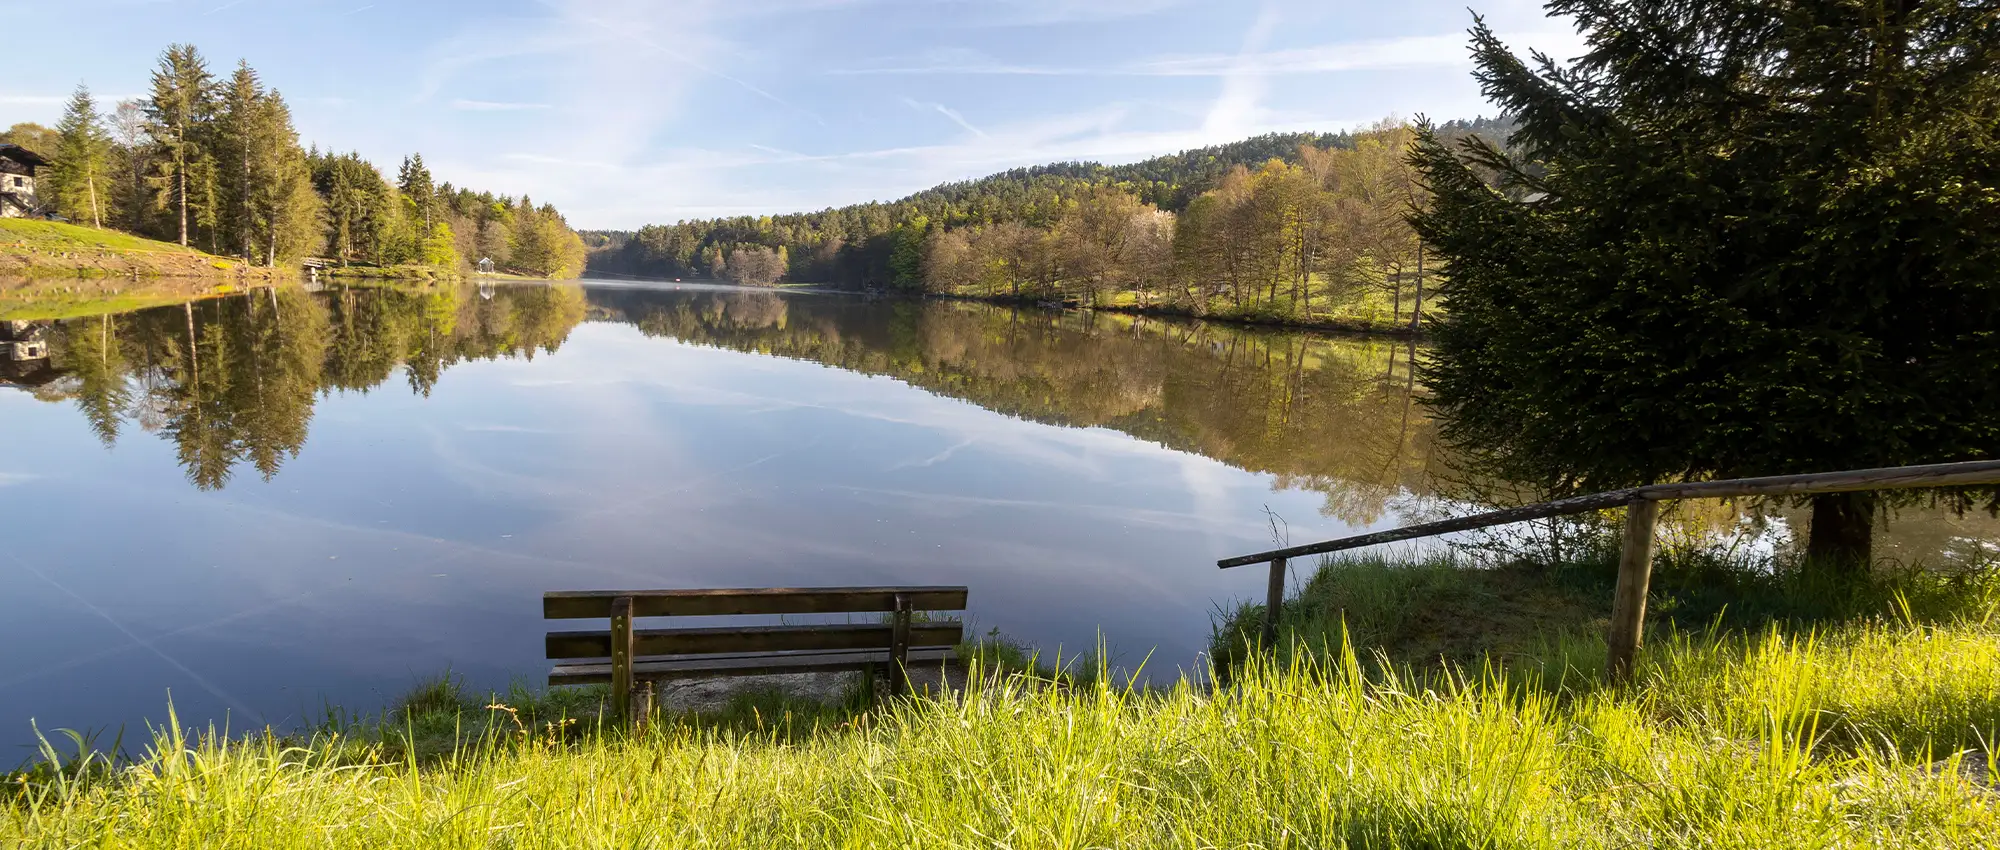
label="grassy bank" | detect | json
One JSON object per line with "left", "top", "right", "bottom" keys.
{"left": 323, "top": 262, "right": 458, "bottom": 281}
{"left": 0, "top": 220, "right": 293, "bottom": 280}
{"left": 934, "top": 290, "right": 1427, "bottom": 338}
{"left": 7, "top": 557, "right": 1997, "bottom": 847}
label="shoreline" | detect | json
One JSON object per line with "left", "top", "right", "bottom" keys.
{"left": 924, "top": 291, "right": 1428, "bottom": 339}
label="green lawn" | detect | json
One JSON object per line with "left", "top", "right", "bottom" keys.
{"left": 7, "top": 553, "right": 1996, "bottom": 848}
{"left": 0, "top": 218, "right": 207, "bottom": 255}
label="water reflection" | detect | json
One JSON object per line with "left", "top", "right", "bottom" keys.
{"left": 596, "top": 286, "right": 1439, "bottom": 525}
{"left": 15, "top": 282, "right": 1435, "bottom": 522}
{"left": 17, "top": 284, "right": 586, "bottom": 490}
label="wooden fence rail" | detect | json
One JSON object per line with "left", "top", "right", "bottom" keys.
{"left": 1217, "top": 459, "right": 2000, "bottom": 680}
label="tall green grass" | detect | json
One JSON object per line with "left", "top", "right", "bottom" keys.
{"left": 6, "top": 611, "right": 1998, "bottom": 848}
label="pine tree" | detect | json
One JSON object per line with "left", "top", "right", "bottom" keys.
{"left": 250, "top": 91, "right": 321, "bottom": 265}
{"left": 398, "top": 153, "right": 435, "bottom": 231}
{"left": 1410, "top": 3, "right": 2000, "bottom": 572}
{"left": 49, "top": 84, "right": 110, "bottom": 227}
{"left": 214, "top": 61, "right": 265, "bottom": 259}
{"left": 143, "top": 44, "right": 216, "bottom": 247}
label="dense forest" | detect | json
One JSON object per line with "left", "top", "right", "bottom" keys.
{"left": 2, "top": 45, "right": 586, "bottom": 277}
{"left": 587, "top": 118, "right": 1510, "bottom": 324}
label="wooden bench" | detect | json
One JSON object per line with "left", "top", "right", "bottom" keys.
{"left": 543, "top": 586, "right": 968, "bottom": 721}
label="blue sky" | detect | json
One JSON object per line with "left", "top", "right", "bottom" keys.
{"left": 1, "top": 0, "right": 1584, "bottom": 229}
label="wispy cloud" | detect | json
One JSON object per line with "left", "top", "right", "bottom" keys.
{"left": 956, "top": 0, "right": 1184, "bottom": 26}
{"left": 452, "top": 99, "right": 552, "bottom": 111}
{"left": 829, "top": 29, "right": 1583, "bottom": 78}
{"left": 1202, "top": 3, "right": 1280, "bottom": 138}
{"left": 903, "top": 97, "right": 986, "bottom": 137}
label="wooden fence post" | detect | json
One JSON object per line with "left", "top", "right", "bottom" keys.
{"left": 1265, "top": 557, "right": 1287, "bottom": 649}
{"left": 1607, "top": 499, "right": 1660, "bottom": 682}
{"left": 610, "top": 595, "right": 634, "bottom": 724}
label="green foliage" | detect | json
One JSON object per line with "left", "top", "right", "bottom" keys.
{"left": 418, "top": 221, "right": 459, "bottom": 268}
{"left": 589, "top": 122, "right": 1508, "bottom": 293}
{"left": 142, "top": 43, "right": 215, "bottom": 248}
{"left": 46, "top": 86, "right": 110, "bottom": 226}
{"left": 0, "top": 122, "right": 57, "bottom": 153}
{"left": 40, "top": 42, "right": 585, "bottom": 274}
{"left": 1411, "top": 4, "right": 2000, "bottom": 565}
{"left": 1213, "top": 549, "right": 2000, "bottom": 683}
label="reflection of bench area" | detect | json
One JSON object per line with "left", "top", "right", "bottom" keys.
{"left": 543, "top": 586, "right": 968, "bottom": 722}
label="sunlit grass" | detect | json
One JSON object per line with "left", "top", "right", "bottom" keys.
{"left": 6, "top": 604, "right": 1997, "bottom": 848}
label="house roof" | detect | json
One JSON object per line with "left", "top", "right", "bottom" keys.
{"left": 0, "top": 144, "right": 50, "bottom": 168}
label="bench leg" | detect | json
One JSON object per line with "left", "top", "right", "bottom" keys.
{"left": 611, "top": 596, "right": 634, "bottom": 726}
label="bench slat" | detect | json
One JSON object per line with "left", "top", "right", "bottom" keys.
{"left": 543, "top": 586, "right": 970, "bottom": 619}
{"left": 546, "top": 621, "right": 965, "bottom": 660}
{"left": 548, "top": 647, "right": 956, "bottom": 685}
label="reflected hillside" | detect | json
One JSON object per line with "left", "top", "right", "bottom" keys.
{"left": 7, "top": 282, "right": 1437, "bottom": 513}
{"left": 12, "top": 283, "right": 586, "bottom": 490}
{"left": 589, "top": 287, "right": 1441, "bottom": 522}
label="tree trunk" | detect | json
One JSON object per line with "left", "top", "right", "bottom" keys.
{"left": 87, "top": 170, "right": 101, "bottom": 228}
{"left": 1410, "top": 242, "right": 1425, "bottom": 330}
{"left": 1805, "top": 492, "right": 1875, "bottom": 573}
{"left": 177, "top": 154, "right": 189, "bottom": 247}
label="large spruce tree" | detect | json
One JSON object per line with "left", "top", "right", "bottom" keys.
{"left": 143, "top": 44, "right": 216, "bottom": 248}
{"left": 1411, "top": 2, "right": 2000, "bottom": 570}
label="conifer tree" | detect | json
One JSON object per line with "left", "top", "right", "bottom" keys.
{"left": 1410, "top": 2, "right": 2000, "bottom": 571}
{"left": 143, "top": 44, "right": 216, "bottom": 247}
{"left": 49, "top": 84, "right": 110, "bottom": 227}
{"left": 398, "top": 153, "right": 435, "bottom": 231}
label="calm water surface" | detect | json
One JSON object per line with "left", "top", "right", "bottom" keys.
{"left": 0, "top": 281, "right": 1443, "bottom": 755}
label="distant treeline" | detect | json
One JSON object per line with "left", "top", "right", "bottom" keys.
{"left": 4, "top": 44, "right": 586, "bottom": 277}
{"left": 585, "top": 117, "right": 1510, "bottom": 323}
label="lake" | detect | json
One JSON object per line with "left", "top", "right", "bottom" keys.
{"left": 0, "top": 280, "right": 1444, "bottom": 756}
{"left": 6, "top": 279, "right": 1993, "bottom": 758}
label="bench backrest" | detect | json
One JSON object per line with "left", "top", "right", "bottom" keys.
{"left": 542, "top": 586, "right": 969, "bottom": 663}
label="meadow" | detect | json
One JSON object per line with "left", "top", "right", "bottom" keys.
{"left": 7, "top": 548, "right": 1996, "bottom": 849}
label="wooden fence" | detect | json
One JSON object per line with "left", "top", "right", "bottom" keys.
{"left": 1217, "top": 459, "right": 2000, "bottom": 679}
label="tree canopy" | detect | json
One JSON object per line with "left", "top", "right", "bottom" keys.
{"left": 1411, "top": 2, "right": 2000, "bottom": 569}
{"left": 28, "top": 43, "right": 585, "bottom": 277}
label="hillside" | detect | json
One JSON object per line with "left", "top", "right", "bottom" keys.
{"left": 585, "top": 117, "right": 1512, "bottom": 288}
{"left": 0, "top": 219, "right": 294, "bottom": 280}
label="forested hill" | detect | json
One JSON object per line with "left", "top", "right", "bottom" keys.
{"left": 583, "top": 116, "right": 1510, "bottom": 289}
